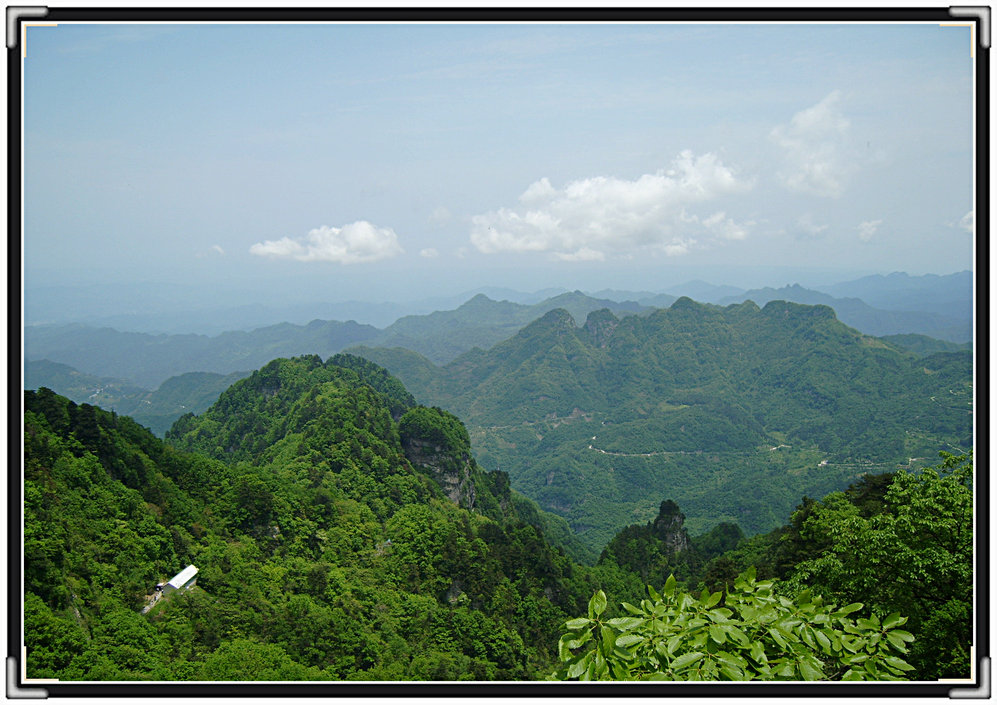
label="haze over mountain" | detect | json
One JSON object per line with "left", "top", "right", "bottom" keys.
{"left": 719, "top": 283, "right": 970, "bottom": 342}
{"left": 24, "top": 291, "right": 646, "bottom": 389}
{"left": 25, "top": 360, "right": 252, "bottom": 437}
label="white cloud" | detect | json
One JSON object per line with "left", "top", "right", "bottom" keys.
{"left": 419, "top": 248, "right": 439, "bottom": 258}
{"left": 469, "top": 150, "right": 751, "bottom": 260}
{"left": 249, "top": 221, "right": 403, "bottom": 264}
{"left": 795, "top": 214, "right": 829, "bottom": 240}
{"left": 959, "top": 210, "right": 974, "bottom": 233}
{"left": 771, "top": 91, "right": 852, "bottom": 198}
{"left": 856, "top": 219, "right": 882, "bottom": 242}
{"left": 211, "top": 244, "right": 225, "bottom": 255}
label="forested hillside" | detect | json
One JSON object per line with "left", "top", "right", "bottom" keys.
{"left": 21, "top": 350, "right": 973, "bottom": 683}
{"left": 719, "top": 284, "right": 970, "bottom": 342}
{"left": 579, "top": 453, "right": 973, "bottom": 681}
{"left": 26, "top": 359, "right": 252, "bottom": 436}
{"left": 23, "top": 359, "right": 637, "bottom": 680}
{"left": 365, "top": 291, "right": 645, "bottom": 364}
{"left": 352, "top": 298, "right": 972, "bottom": 550}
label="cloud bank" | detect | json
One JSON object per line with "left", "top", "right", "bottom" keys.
{"left": 250, "top": 221, "right": 403, "bottom": 264}
{"left": 771, "top": 91, "right": 852, "bottom": 198}
{"left": 958, "top": 210, "right": 974, "bottom": 233}
{"left": 469, "top": 150, "right": 750, "bottom": 260}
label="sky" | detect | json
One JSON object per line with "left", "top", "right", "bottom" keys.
{"left": 22, "top": 19, "right": 976, "bottom": 312}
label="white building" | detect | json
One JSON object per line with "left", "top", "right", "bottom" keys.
{"left": 163, "top": 564, "right": 198, "bottom": 595}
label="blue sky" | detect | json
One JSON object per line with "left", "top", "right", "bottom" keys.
{"left": 23, "top": 20, "right": 975, "bottom": 306}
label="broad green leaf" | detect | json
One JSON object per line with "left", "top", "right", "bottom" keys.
{"left": 890, "top": 629, "right": 915, "bottom": 642}
{"left": 670, "top": 651, "right": 705, "bottom": 671}
{"left": 882, "top": 655, "right": 915, "bottom": 671}
{"left": 722, "top": 624, "right": 749, "bottom": 645}
{"left": 798, "top": 660, "right": 824, "bottom": 680}
{"left": 558, "top": 635, "right": 572, "bottom": 661}
{"left": 589, "top": 590, "right": 607, "bottom": 619}
{"left": 594, "top": 650, "right": 607, "bottom": 678}
{"left": 708, "top": 608, "right": 733, "bottom": 622}
{"left": 565, "top": 617, "right": 591, "bottom": 631}
{"left": 719, "top": 664, "right": 744, "bottom": 680}
{"left": 616, "top": 633, "right": 644, "bottom": 648}
{"left": 566, "top": 656, "right": 588, "bottom": 679}
{"left": 666, "top": 635, "right": 682, "bottom": 655}
{"left": 610, "top": 661, "right": 630, "bottom": 680}
{"left": 663, "top": 574, "right": 677, "bottom": 597}
{"left": 715, "top": 650, "right": 747, "bottom": 669}
{"left": 882, "top": 612, "right": 906, "bottom": 629}
{"left": 600, "top": 625, "right": 615, "bottom": 657}
{"left": 749, "top": 642, "right": 768, "bottom": 665}
{"left": 622, "top": 602, "right": 643, "bottom": 616}
{"left": 709, "top": 624, "right": 727, "bottom": 644}
{"left": 813, "top": 629, "right": 832, "bottom": 654}
{"left": 705, "top": 591, "right": 722, "bottom": 608}
{"left": 607, "top": 617, "right": 644, "bottom": 630}
{"left": 834, "top": 602, "right": 863, "bottom": 616}
{"left": 885, "top": 632, "right": 909, "bottom": 653}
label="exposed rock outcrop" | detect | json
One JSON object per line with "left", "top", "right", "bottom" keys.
{"left": 402, "top": 437, "right": 476, "bottom": 510}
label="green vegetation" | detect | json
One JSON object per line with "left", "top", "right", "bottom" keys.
{"left": 21, "top": 302, "right": 974, "bottom": 684}
{"left": 881, "top": 333, "right": 972, "bottom": 356}
{"left": 554, "top": 570, "right": 916, "bottom": 681}
{"left": 355, "top": 299, "right": 971, "bottom": 552}
{"left": 559, "top": 454, "right": 972, "bottom": 681}
{"left": 26, "top": 359, "right": 254, "bottom": 436}
{"left": 366, "top": 291, "right": 645, "bottom": 364}
{"left": 23, "top": 361, "right": 618, "bottom": 681}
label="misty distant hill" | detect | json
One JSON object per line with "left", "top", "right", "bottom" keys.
{"left": 25, "top": 359, "right": 251, "bottom": 436}
{"left": 25, "top": 319, "right": 380, "bottom": 389}
{"left": 720, "top": 284, "right": 970, "bottom": 342}
{"left": 815, "top": 270, "right": 971, "bottom": 321}
{"left": 363, "top": 291, "right": 646, "bottom": 364}
{"left": 22, "top": 291, "right": 644, "bottom": 389}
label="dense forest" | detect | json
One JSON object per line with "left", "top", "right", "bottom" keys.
{"left": 21, "top": 348, "right": 973, "bottom": 682}
{"left": 354, "top": 299, "right": 972, "bottom": 550}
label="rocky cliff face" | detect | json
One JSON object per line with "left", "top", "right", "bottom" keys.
{"left": 402, "top": 437, "right": 476, "bottom": 510}
{"left": 652, "top": 499, "right": 692, "bottom": 554}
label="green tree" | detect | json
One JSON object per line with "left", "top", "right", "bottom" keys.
{"left": 553, "top": 569, "right": 915, "bottom": 681}
{"left": 784, "top": 452, "right": 973, "bottom": 679}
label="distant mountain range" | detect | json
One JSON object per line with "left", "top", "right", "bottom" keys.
{"left": 719, "top": 283, "right": 969, "bottom": 342}
{"left": 352, "top": 299, "right": 972, "bottom": 550}
{"left": 24, "top": 359, "right": 251, "bottom": 436}
{"left": 24, "top": 291, "right": 648, "bottom": 388}
{"left": 25, "top": 270, "right": 971, "bottom": 389}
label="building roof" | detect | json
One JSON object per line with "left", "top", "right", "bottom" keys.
{"left": 167, "top": 564, "right": 198, "bottom": 588}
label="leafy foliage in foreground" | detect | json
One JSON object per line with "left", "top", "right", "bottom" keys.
{"left": 782, "top": 452, "right": 973, "bottom": 679}
{"left": 554, "top": 569, "right": 915, "bottom": 681}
